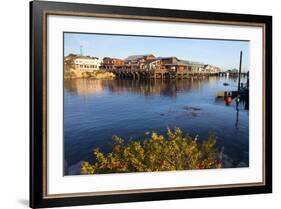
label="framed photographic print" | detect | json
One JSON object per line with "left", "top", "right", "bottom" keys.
{"left": 30, "top": 0, "right": 272, "bottom": 208}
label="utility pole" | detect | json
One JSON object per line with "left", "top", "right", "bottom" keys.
{"left": 238, "top": 51, "right": 242, "bottom": 91}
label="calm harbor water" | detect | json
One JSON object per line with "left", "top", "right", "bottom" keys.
{"left": 64, "top": 77, "right": 249, "bottom": 175}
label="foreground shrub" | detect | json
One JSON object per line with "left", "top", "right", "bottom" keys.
{"left": 81, "top": 128, "right": 221, "bottom": 174}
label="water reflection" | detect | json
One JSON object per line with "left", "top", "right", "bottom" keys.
{"left": 64, "top": 79, "right": 104, "bottom": 95}
{"left": 64, "top": 76, "right": 220, "bottom": 97}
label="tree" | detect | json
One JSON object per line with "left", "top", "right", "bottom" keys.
{"left": 81, "top": 128, "right": 221, "bottom": 174}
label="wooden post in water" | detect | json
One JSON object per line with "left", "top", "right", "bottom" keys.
{"left": 238, "top": 51, "right": 243, "bottom": 91}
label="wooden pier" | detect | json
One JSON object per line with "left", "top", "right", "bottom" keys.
{"left": 218, "top": 71, "right": 248, "bottom": 77}
{"left": 108, "top": 68, "right": 219, "bottom": 79}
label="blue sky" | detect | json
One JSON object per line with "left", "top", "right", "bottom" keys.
{"left": 64, "top": 33, "right": 249, "bottom": 71}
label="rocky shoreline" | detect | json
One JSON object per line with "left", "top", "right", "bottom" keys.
{"left": 64, "top": 69, "right": 116, "bottom": 79}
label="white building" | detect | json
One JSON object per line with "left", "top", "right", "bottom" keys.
{"left": 196, "top": 64, "right": 220, "bottom": 74}
{"left": 203, "top": 64, "right": 221, "bottom": 74}
{"left": 65, "top": 54, "right": 103, "bottom": 71}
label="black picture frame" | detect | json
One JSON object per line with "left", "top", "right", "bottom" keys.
{"left": 30, "top": 1, "right": 272, "bottom": 208}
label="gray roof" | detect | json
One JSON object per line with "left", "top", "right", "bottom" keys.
{"left": 179, "top": 60, "right": 205, "bottom": 65}
{"left": 103, "top": 57, "right": 123, "bottom": 61}
{"left": 125, "top": 54, "right": 155, "bottom": 61}
{"left": 65, "top": 54, "right": 99, "bottom": 60}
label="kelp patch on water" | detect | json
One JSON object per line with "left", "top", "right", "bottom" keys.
{"left": 159, "top": 106, "right": 202, "bottom": 118}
